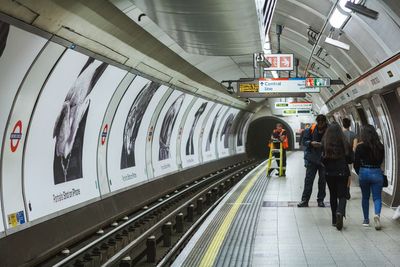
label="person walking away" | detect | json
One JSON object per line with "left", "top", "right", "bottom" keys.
{"left": 342, "top": 117, "right": 358, "bottom": 199}
{"left": 321, "top": 123, "right": 353, "bottom": 230}
{"left": 354, "top": 124, "right": 385, "bottom": 230}
{"left": 298, "top": 115, "right": 328, "bottom": 207}
{"left": 270, "top": 123, "right": 289, "bottom": 176}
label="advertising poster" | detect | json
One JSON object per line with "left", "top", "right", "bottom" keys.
{"left": 236, "top": 112, "right": 253, "bottom": 153}
{"left": 180, "top": 98, "right": 212, "bottom": 169}
{"left": 107, "top": 76, "right": 166, "bottom": 191}
{"left": 24, "top": 50, "right": 110, "bottom": 220}
{"left": 0, "top": 21, "right": 47, "bottom": 229}
{"left": 203, "top": 105, "right": 229, "bottom": 162}
{"left": 217, "top": 108, "right": 239, "bottom": 158}
{"left": 152, "top": 91, "right": 194, "bottom": 177}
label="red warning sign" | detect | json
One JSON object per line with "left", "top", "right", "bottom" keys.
{"left": 101, "top": 124, "right": 108, "bottom": 145}
{"left": 10, "top": 120, "right": 22, "bottom": 152}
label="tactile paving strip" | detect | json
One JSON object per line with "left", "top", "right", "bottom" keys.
{"left": 173, "top": 162, "right": 270, "bottom": 267}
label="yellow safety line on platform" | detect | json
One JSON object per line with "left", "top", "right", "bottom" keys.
{"left": 198, "top": 164, "right": 266, "bottom": 267}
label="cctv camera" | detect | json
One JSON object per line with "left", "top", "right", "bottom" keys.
{"left": 226, "top": 85, "right": 234, "bottom": 94}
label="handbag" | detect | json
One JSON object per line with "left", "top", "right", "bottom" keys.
{"left": 383, "top": 174, "right": 388, "bottom": 187}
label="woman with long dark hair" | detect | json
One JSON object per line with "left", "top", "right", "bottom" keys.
{"left": 354, "top": 124, "right": 385, "bottom": 230}
{"left": 321, "top": 123, "right": 353, "bottom": 230}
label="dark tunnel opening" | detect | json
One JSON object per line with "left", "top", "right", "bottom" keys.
{"left": 246, "top": 116, "right": 294, "bottom": 159}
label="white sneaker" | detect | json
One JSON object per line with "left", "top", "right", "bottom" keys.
{"left": 374, "top": 215, "right": 381, "bottom": 230}
{"left": 393, "top": 206, "right": 400, "bottom": 220}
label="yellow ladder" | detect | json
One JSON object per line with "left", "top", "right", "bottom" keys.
{"left": 266, "top": 140, "right": 283, "bottom": 176}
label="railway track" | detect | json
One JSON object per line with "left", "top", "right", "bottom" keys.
{"left": 41, "top": 159, "right": 259, "bottom": 267}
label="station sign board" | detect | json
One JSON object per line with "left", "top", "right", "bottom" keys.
{"left": 236, "top": 79, "right": 307, "bottom": 98}
{"left": 275, "top": 102, "right": 312, "bottom": 109}
{"left": 282, "top": 109, "right": 313, "bottom": 116}
{"left": 264, "top": 54, "right": 294, "bottom": 71}
{"left": 259, "top": 78, "right": 320, "bottom": 93}
{"left": 305, "top": 77, "right": 330, "bottom": 87}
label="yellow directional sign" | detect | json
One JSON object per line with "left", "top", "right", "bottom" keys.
{"left": 239, "top": 83, "right": 259, "bottom": 92}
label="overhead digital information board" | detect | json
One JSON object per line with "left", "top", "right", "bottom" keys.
{"left": 259, "top": 78, "right": 320, "bottom": 93}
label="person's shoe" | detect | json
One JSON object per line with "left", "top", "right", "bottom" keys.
{"left": 297, "top": 201, "right": 309, "bottom": 207}
{"left": 318, "top": 201, "right": 325, "bottom": 208}
{"left": 374, "top": 215, "right": 381, "bottom": 230}
{"left": 332, "top": 218, "right": 337, "bottom": 227}
{"left": 362, "top": 219, "right": 370, "bottom": 227}
{"left": 393, "top": 206, "right": 400, "bottom": 220}
{"left": 345, "top": 187, "right": 351, "bottom": 200}
{"left": 336, "top": 212, "right": 343, "bottom": 230}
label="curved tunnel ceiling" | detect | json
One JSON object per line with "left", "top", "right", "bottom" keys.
{"left": 121, "top": 0, "right": 400, "bottom": 113}
{"left": 133, "top": 0, "right": 263, "bottom": 56}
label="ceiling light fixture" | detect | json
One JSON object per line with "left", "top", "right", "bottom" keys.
{"left": 345, "top": 1, "right": 379, "bottom": 19}
{"left": 312, "top": 55, "right": 330, "bottom": 69}
{"left": 339, "top": 0, "right": 361, "bottom": 13}
{"left": 325, "top": 36, "right": 350, "bottom": 50}
{"left": 307, "top": 27, "right": 319, "bottom": 46}
{"left": 329, "top": 7, "right": 349, "bottom": 28}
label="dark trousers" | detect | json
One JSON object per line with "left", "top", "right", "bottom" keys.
{"left": 326, "top": 176, "right": 348, "bottom": 222}
{"left": 301, "top": 163, "right": 326, "bottom": 202}
{"left": 273, "top": 149, "right": 286, "bottom": 169}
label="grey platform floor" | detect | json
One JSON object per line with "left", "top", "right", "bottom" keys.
{"left": 253, "top": 151, "right": 400, "bottom": 267}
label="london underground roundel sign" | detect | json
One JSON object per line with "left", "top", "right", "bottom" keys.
{"left": 10, "top": 120, "right": 23, "bottom": 152}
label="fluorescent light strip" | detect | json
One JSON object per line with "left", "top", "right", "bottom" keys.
{"left": 325, "top": 37, "right": 350, "bottom": 50}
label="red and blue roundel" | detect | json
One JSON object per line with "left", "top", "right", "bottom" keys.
{"left": 101, "top": 124, "right": 108, "bottom": 145}
{"left": 10, "top": 120, "right": 22, "bottom": 152}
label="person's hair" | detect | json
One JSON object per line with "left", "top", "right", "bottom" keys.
{"left": 276, "top": 123, "right": 283, "bottom": 128}
{"left": 316, "top": 114, "right": 327, "bottom": 123}
{"left": 359, "top": 124, "right": 384, "bottom": 161}
{"left": 342, "top": 118, "right": 351, "bottom": 129}
{"left": 322, "top": 122, "right": 350, "bottom": 159}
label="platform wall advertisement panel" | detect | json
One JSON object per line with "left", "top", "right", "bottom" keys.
{"left": 236, "top": 112, "right": 252, "bottom": 153}
{"left": 24, "top": 50, "right": 114, "bottom": 221}
{"left": 203, "top": 105, "right": 228, "bottom": 162}
{"left": 217, "top": 108, "right": 239, "bottom": 158}
{"left": 180, "top": 98, "right": 212, "bottom": 168}
{"left": 0, "top": 22, "right": 48, "bottom": 230}
{"left": 107, "top": 76, "right": 164, "bottom": 192}
{"left": 152, "top": 91, "right": 194, "bottom": 177}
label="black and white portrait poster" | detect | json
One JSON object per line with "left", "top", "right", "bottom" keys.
{"left": 24, "top": 49, "right": 117, "bottom": 220}
{"left": 236, "top": 112, "right": 253, "bottom": 153}
{"left": 107, "top": 76, "right": 167, "bottom": 191}
{"left": 202, "top": 104, "right": 229, "bottom": 162}
{"left": 152, "top": 91, "right": 194, "bottom": 177}
{"left": 217, "top": 108, "right": 239, "bottom": 158}
{"left": 180, "top": 98, "right": 212, "bottom": 168}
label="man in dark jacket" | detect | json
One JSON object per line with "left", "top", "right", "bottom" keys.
{"left": 298, "top": 114, "right": 328, "bottom": 207}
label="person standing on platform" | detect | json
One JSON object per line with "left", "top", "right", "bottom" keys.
{"left": 354, "top": 125, "right": 385, "bottom": 230}
{"left": 342, "top": 117, "right": 358, "bottom": 199}
{"left": 297, "top": 114, "right": 328, "bottom": 208}
{"left": 321, "top": 123, "right": 353, "bottom": 230}
{"left": 270, "top": 123, "right": 289, "bottom": 176}
{"left": 299, "top": 123, "right": 310, "bottom": 150}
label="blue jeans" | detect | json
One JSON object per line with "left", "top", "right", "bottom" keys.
{"left": 359, "top": 167, "right": 383, "bottom": 220}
